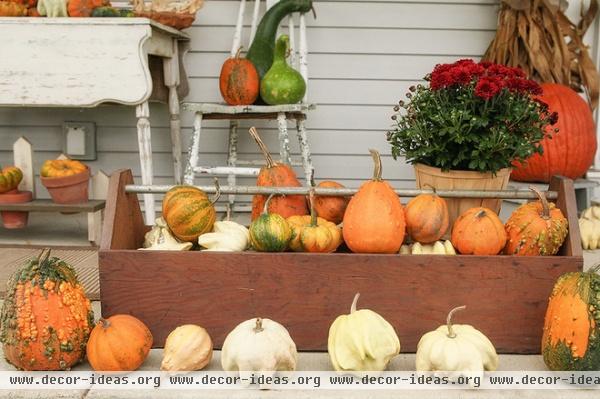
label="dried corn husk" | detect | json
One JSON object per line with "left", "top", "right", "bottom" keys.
{"left": 483, "top": 0, "right": 599, "bottom": 110}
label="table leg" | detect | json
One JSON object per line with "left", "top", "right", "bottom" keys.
{"left": 163, "top": 43, "right": 182, "bottom": 184}
{"left": 277, "top": 112, "right": 292, "bottom": 165}
{"left": 296, "top": 117, "right": 313, "bottom": 186}
{"left": 136, "top": 101, "right": 155, "bottom": 224}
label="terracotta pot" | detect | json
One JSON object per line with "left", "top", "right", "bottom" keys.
{"left": 414, "top": 163, "right": 511, "bottom": 227}
{"left": 0, "top": 190, "right": 33, "bottom": 229}
{"left": 41, "top": 168, "right": 90, "bottom": 204}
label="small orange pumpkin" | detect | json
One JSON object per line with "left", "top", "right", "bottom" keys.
{"left": 162, "top": 185, "right": 218, "bottom": 242}
{"left": 313, "top": 181, "right": 349, "bottom": 225}
{"left": 250, "top": 127, "right": 308, "bottom": 220}
{"left": 0, "top": 166, "right": 23, "bottom": 194}
{"left": 40, "top": 160, "right": 87, "bottom": 178}
{"left": 67, "top": 0, "right": 108, "bottom": 17}
{"left": 219, "top": 48, "right": 260, "bottom": 106}
{"left": 451, "top": 207, "right": 507, "bottom": 255}
{"left": 342, "top": 149, "right": 405, "bottom": 253}
{"left": 86, "top": 314, "right": 153, "bottom": 371}
{"left": 404, "top": 191, "right": 449, "bottom": 244}
{"left": 504, "top": 187, "right": 568, "bottom": 256}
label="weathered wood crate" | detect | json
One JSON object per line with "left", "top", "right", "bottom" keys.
{"left": 99, "top": 169, "right": 583, "bottom": 354}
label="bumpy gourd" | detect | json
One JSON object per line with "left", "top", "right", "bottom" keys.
{"left": 260, "top": 35, "right": 306, "bottom": 105}
{"left": 198, "top": 221, "right": 249, "bottom": 252}
{"left": 328, "top": 293, "right": 400, "bottom": 372}
{"left": 221, "top": 318, "right": 297, "bottom": 375}
{"left": 161, "top": 324, "right": 213, "bottom": 372}
{"left": 400, "top": 240, "right": 456, "bottom": 255}
{"left": 0, "top": 166, "right": 23, "bottom": 194}
{"left": 37, "top": 0, "right": 67, "bottom": 16}
{"left": 0, "top": 1, "right": 28, "bottom": 16}
{"left": 0, "top": 249, "right": 94, "bottom": 370}
{"left": 140, "top": 218, "right": 193, "bottom": 251}
{"left": 416, "top": 306, "right": 498, "bottom": 373}
{"left": 541, "top": 266, "right": 600, "bottom": 371}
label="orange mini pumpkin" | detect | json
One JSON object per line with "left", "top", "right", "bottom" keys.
{"left": 67, "top": 0, "right": 109, "bottom": 17}
{"left": 162, "top": 185, "right": 218, "bottom": 242}
{"left": 0, "top": 249, "right": 94, "bottom": 370}
{"left": 313, "top": 181, "right": 349, "bottom": 225}
{"left": 504, "top": 187, "right": 568, "bottom": 256}
{"left": 451, "top": 207, "right": 507, "bottom": 255}
{"left": 86, "top": 314, "right": 153, "bottom": 371}
{"left": 249, "top": 127, "right": 308, "bottom": 220}
{"left": 40, "top": 160, "right": 87, "bottom": 178}
{"left": 404, "top": 191, "right": 449, "bottom": 244}
{"left": 219, "top": 48, "right": 260, "bottom": 106}
{"left": 342, "top": 149, "right": 405, "bottom": 253}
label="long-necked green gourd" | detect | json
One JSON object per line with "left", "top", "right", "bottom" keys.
{"left": 261, "top": 35, "right": 307, "bottom": 105}
{"left": 246, "top": 0, "right": 314, "bottom": 81}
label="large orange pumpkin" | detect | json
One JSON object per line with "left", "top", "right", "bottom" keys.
{"left": 86, "top": 314, "right": 153, "bottom": 371}
{"left": 219, "top": 48, "right": 260, "bottom": 106}
{"left": 451, "top": 207, "right": 507, "bottom": 255}
{"left": 40, "top": 160, "right": 87, "bottom": 178}
{"left": 342, "top": 149, "right": 405, "bottom": 253}
{"left": 504, "top": 187, "right": 568, "bottom": 256}
{"left": 541, "top": 266, "right": 600, "bottom": 370}
{"left": 404, "top": 192, "right": 449, "bottom": 244}
{"left": 0, "top": 249, "right": 94, "bottom": 370}
{"left": 249, "top": 127, "right": 308, "bottom": 220}
{"left": 313, "top": 181, "right": 349, "bottom": 225}
{"left": 512, "top": 83, "right": 597, "bottom": 182}
{"left": 162, "top": 185, "right": 218, "bottom": 242}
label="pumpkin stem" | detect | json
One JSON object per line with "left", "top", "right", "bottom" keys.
{"left": 37, "top": 248, "right": 51, "bottom": 265}
{"left": 446, "top": 305, "right": 466, "bottom": 338}
{"left": 369, "top": 149, "right": 383, "bottom": 181}
{"left": 254, "top": 318, "right": 264, "bottom": 333}
{"left": 475, "top": 209, "right": 487, "bottom": 219}
{"left": 98, "top": 318, "right": 111, "bottom": 329}
{"left": 529, "top": 186, "right": 550, "bottom": 219}
{"left": 310, "top": 4, "right": 317, "bottom": 19}
{"left": 263, "top": 193, "right": 276, "bottom": 215}
{"left": 234, "top": 46, "right": 243, "bottom": 59}
{"left": 350, "top": 293, "right": 360, "bottom": 314}
{"left": 211, "top": 178, "right": 222, "bottom": 205}
{"left": 249, "top": 127, "right": 276, "bottom": 168}
{"left": 308, "top": 188, "right": 318, "bottom": 227}
{"left": 422, "top": 183, "right": 437, "bottom": 194}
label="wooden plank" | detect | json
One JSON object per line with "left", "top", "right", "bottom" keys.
{"left": 99, "top": 250, "right": 581, "bottom": 353}
{"left": 13, "top": 137, "right": 35, "bottom": 197}
{"left": 0, "top": 199, "right": 105, "bottom": 212}
{"left": 550, "top": 176, "right": 583, "bottom": 257}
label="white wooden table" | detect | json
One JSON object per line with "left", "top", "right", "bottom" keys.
{"left": 0, "top": 17, "right": 190, "bottom": 224}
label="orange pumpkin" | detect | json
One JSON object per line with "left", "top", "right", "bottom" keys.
{"left": 0, "top": 1, "right": 27, "bottom": 15}
{"left": 40, "top": 160, "right": 87, "bottom": 178}
{"left": 451, "top": 207, "right": 507, "bottom": 255}
{"left": 162, "top": 185, "right": 218, "bottom": 242}
{"left": 0, "top": 249, "right": 94, "bottom": 370}
{"left": 0, "top": 166, "right": 23, "bottom": 194}
{"left": 342, "top": 149, "right": 405, "bottom": 253}
{"left": 504, "top": 187, "right": 568, "bottom": 256}
{"left": 287, "top": 191, "right": 343, "bottom": 253}
{"left": 86, "top": 314, "right": 153, "bottom": 371}
{"left": 249, "top": 127, "right": 308, "bottom": 220}
{"left": 219, "top": 48, "right": 260, "bottom": 106}
{"left": 404, "top": 192, "right": 449, "bottom": 244}
{"left": 67, "top": 0, "right": 109, "bottom": 17}
{"left": 313, "top": 181, "right": 349, "bottom": 225}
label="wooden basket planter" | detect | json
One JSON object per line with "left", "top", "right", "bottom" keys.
{"left": 99, "top": 169, "right": 582, "bottom": 354}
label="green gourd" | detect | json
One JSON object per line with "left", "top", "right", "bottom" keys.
{"left": 246, "top": 0, "right": 314, "bottom": 81}
{"left": 260, "top": 35, "right": 307, "bottom": 105}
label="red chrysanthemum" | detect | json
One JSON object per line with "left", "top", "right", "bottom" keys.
{"left": 475, "top": 77, "right": 501, "bottom": 100}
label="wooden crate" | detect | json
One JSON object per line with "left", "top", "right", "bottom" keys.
{"left": 99, "top": 169, "right": 583, "bottom": 354}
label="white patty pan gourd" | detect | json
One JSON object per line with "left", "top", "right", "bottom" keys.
{"left": 400, "top": 241, "right": 456, "bottom": 255}
{"left": 579, "top": 205, "right": 600, "bottom": 249}
{"left": 140, "top": 218, "right": 193, "bottom": 251}
{"left": 161, "top": 324, "right": 213, "bottom": 372}
{"left": 198, "top": 221, "right": 250, "bottom": 252}
{"left": 328, "top": 293, "right": 400, "bottom": 372}
{"left": 221, "top": 318, "right": 297, "bottom": 375}
{"left": 416, "top": 306, "right": 498, "bottom": 372}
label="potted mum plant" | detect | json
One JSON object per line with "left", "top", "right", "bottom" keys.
{"left": 387, "top": 59, "right": 558, "bottom": 222}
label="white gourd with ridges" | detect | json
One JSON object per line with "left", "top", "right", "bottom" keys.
{"left": 161, "top": 325, "right": 213, "bottom": 372}
{"left": 198, "top": 221, "right": 249, "bottom": 251}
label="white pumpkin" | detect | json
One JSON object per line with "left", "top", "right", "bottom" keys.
{"left": 161, "top": 324, "right": 213, "bottom": 372}
{"left": 328, "top": 293, "right": 400, "bottom": 372}
{"left": 400, "top": 240, "right": 456, "bottom": 255}
{"left": 140, "top": 217, "right": 193, "bottom": 251}
{"left": 221, "top": 318, "right": 297, "bottom": 375}
{"left": 416, "top": 306, "right": 498, "bottom": 373}
{"left": 198, "top": 221, "right": 249, "bottom": 252}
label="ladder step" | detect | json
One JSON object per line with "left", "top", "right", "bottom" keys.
{"left": 235, "top": 160, "right": 303, "bottom": 167}
{"left": 194, "top": 166, "right": 260, "bottom": 176}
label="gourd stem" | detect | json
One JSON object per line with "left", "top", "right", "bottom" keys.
{"left": 308, "top": 189, "right": 318, "bottom": 227}
{"left": 446, "top": 305, "right": 466, "bottom": 338}
{"left": 475, "top": 209, "right": 486, "bottom": 219}
{"left": 99, "top": 318, "right": 111, "bottom": 329}
{"left": 249, "top": 127, "right": 275, "bottom": 168}
{"left": 274, "top": 35, "right": 290, "bottom": 64}
{"left": 211, "top": 178, "right": 222, "bottom": 205}
{"left": 311, "top": 5, "right": 317, "bottom": 19}
{"left": 263, "top": 193, "right": 276, "bottom": 215}
{"left": 369, "top": 149, "right": 382, "bottom": 181}
{"left": 350, "top": 293, "right": 360, "bottom": 314}
{"left": 234, "top": 46, "right": 243, "bottom": 59}
{"left": 37, "top": 248, "right": 51, "bottom": 265}
{"left": 254, "top": 318, "right": 264, "bottom": 333}
{"left": 422, "top": 183, "right": 437, "bottom": 194}
{"left": 530, "top": 186, "right": 550, "bottom": 219}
